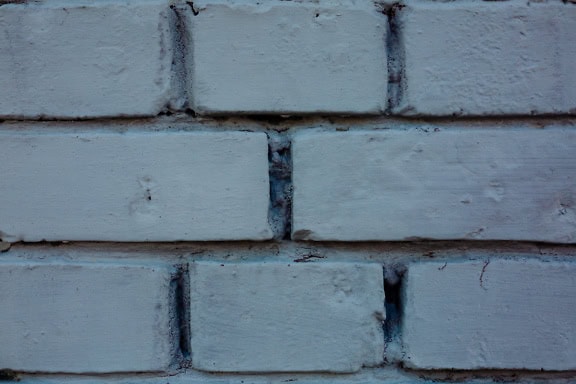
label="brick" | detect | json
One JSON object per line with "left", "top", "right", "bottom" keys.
{"left": 402, "top": 259, "right": 576, "bottom": 370}
{"left": 189, "top": 0, "right": 387, "bottom": 115}
{"left": 0, "top": 0, "right": 172, "bottom": 119}
{"left": 395, "top": 1, "right": 576, "bottom": 116}
{"left": 0, "top": 130, "right": 272, "bottom": 242}
{"left": 292, "top": 128, "right": 576, "bottom": 242}
{"left": 0, "top": 262, "right": 174, "bottom": 372}
{"left": 189, "top": 262, "right": 385, "bottom": 372}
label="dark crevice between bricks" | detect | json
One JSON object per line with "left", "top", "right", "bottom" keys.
{"left": 268, "top": 132, "right": 292, "bottom": 241}
{"left": 0, "top": 0, "right": 26, "bottom": 5}
{"left": 408, "top": 369, "right": 576, "bottom": 382}
{"left": 383, "top": 264, "right": 406, "bottom": 365}
{"left": 186, "top": 1, "right": 200, "bottom": 15}
{"left": 0, "top": 370, "right": 19, "bottom": 382}
{"left": 383, "top": 3, "right": 406, "bottom": 114}
{"left": 172, "top": 263, "right": 191, "bottom": 367}
{"left": 0, "top": 245, "right": 10, "bottom": 253}
{"left": 245, "top": 115, "right": 305, "bottom": 126}
{"left": 166, "top": 1, "right": 193, "bottom": 115}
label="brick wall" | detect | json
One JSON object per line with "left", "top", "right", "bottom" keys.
{"left": 1, "top": 0, "right": 575, "bottom": 383}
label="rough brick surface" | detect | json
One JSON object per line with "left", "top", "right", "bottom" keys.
{"left": 189, "top": 262, "right": 385, "bottom": 373}
{"left": 0, "top": 130, "right": 272, "bottom": 242}
{"left": 292, "top": 128, "right": 576, "bottom": 242}
{"left": 189, "top": 0, "right": 387, "bottom": 115}
{"left": 402, "top": 259, "right": 576, "bottom": 370}
{"left": 2, "top": 0, "right": 576, "bottom": 379}
{"left": 0, "top": 262, "right": 174, "bottom": 373}
{"left": 0, "top": 0, "right": 172, "bottom": 119}
{"left": 395, "top": 1, "right": 576, "bottom": 116}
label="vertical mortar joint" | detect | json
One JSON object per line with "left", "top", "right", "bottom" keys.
{"left": 267, "top": 132, "right": 293, "bottom": 241}
{"left": 172, "top": 263, "right": 191, "bottom": 366}
{"left": 167, "top": 1, "right": 193, "bottom": 113}
{"left": 383, "top": 264, "right": 406, "bottom": 364}
{"left": 383, "top": 2, "right": 406, "bottom": 113}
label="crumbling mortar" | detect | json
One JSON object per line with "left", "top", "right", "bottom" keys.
{"left": 0, "top": 0, "right": 26, "bottom": 6}
{"left": 383, "top": 2, "right": 406, "bottom": 114}
{"left": 4, "top": 240, "right": 576, "bottom": 262}
{"left": 267, "top": 132, "right": 293, "bottom": 241}
{"left": 405, "top": 368, "right": 576, "bottom": 382}
{"left": 382, "top": 263, "right": 406, "bottom": 365}
{"left": 171, "top": 263, "right": 192, "bottom": 368}
{"left": 0, "top": 369, "right": 19, "bottom": 382}
{"left": 2, "top": 112, "right": 576, "bottom": 126}
{"left": 166, "top": 2, "right": 194, "bottom": 114}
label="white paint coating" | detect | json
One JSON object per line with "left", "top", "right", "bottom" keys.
{"left": 396, "top": 1, "right": 576, "bottom": 116}
{"left": 0, "top": 131, "right": 272, "bottom": 241}
{"left": 0, "top": 0, "right": 172, "bottom": 118}
{"left": 189, "top": 262, "right": 385, "bottom": 372}
{"left": 0, "top": 262, "right": 174, "bottom": 373}
{"left": 292, "top": 128, "right": 576, "bottom": 242}
{"left": 402, "top": 259, "right": 576, "bottom": 370}
{"left": 189, "top": 0, "right": 388, "bottom": 114}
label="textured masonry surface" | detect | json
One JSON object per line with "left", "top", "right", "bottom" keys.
{"left": 1, "top": 0, "right": 576, "bottom": 382}
{"left": 292, "top": 128, "right": 576, "bottom": 242}
{"left": 189, "top": 262, "right": 385, "bottom": 373}
{"left": 189, "top": 0, "right": 388, "bottom": 114}
{"left": 396, "top": 1, "right": 576, "bottom": 116}
{"left": 402, "top": 259, "right": 576, "bottom": 370}
{"left": 0, "top": 130, "right": 272, "bottom": 242}
{"left": 0, "top": 0, "right": 172, "bottom": 119}
{"left": 0, "top": 262, "right": 174, "bottom": 373}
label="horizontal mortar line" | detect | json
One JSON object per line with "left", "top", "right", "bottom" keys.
{"left": 2, "top": 113, "right": 576, "bottom": 126}
{"left": 5, "top": 238, "right": 576, "bottom": 245}
{"left": 10, "top": 371, "right": 179, "bottom": 379}
{"left": 12, "top": 367, "right": 576, "bottom": 381}
{"left": 3, "top": 240, "right": 576, "bottom": 253}
{"left": 1, "top": 118, "right": 576, "bottom": 135}
{"left": 406, "top": 368, "right": 576, "bottom": 381}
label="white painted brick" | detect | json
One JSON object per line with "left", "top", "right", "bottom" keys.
{"left": 292, "top": 128, "right": 576, "bottom": 242}
{"left": 402, "top": 259, "right": 576, "bottom": 370}
{"left": 189, "top": 0, "right": 388, "bottom": 115}
{"left": 189, "top": 262, "right": 385, "bottom": 372}
{"left": 396, "top": 1, "right": 576, "bottom": 116}
{"left": 0, "top": 0, "right": 172, "bottom": 119}
{"left": 0, "top": 131, "right": 272, "bottom": 241}
{"left": 0, "top": 262, "right": 174, "bottom": 372}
